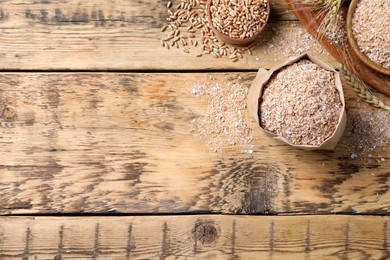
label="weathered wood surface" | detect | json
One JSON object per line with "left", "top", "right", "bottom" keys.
{"left": 0, "top": 215, "right": 389, "bottom": 259}
{"left": 0, "top": 0, "right": 338, "bottom": 70}
{"left": 0, "top": 73, "right": 389, "bottom": 215}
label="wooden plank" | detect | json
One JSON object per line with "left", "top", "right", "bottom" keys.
{"left": 0, "top": 72, "right": 389, "bottom": 215}
{"left": 0, "top": 0, "right": 338, "bottom": 70}
{"left": 0, "top": 215, "right": 389, "bottom": 259}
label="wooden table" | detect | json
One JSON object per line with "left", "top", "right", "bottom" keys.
{"left": 0, "top": 0, "right": 389, "bottom": 259}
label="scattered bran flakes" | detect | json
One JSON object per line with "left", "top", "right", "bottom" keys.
{"left": 323, "top": 9, "right": 347, "bottom": 47}
{"left": 341, "top": 108, "right": 390, "bottom": 160}
{"left": 256, "top": 24, "right": 328, "bottom": 59}
{"left": 192, "top": 76, "right": 253, "bottom": 153}
{"left": 260, "top": 59, "right": 342, "bottom": 146}
{"left": 352, "top": 0, "right": 390, "bottom": 68}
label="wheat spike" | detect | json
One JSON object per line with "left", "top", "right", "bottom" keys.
{"left": 300, "top": 0, "right": 344, "bottom": 37}
{"left": 341, "top": 64, "right": 390, "bottom": 111}
{"left": 300, "top": 0, "right": 325, "bottom": 5}
{"left": 321, "top": 0, "right": 343, "bottom": 32}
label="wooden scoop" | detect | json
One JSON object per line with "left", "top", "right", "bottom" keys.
{"left": 286, "top": 1, "right": 390, "bottom": 96}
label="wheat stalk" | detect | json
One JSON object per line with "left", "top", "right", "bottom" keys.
{"left": 299, "top": 0, "right": 344, "bottom": 36}
{"left": 321, "top": 0, "right": 343, "bottom": 31}
{"left": 300, "top": 0, "right": 325, "bottom": 6}
{"left": 341, "top": 64, "right": 390, "bottom": 111}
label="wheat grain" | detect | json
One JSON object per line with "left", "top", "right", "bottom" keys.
{"left": 160, "top": 0, "right": 259, "bottom": 62}
{"left": 248, "top": 42, "right": 256, "bottom": 51}
{"left": 209, "top": 0, "right": 268, "bottom": 39}
{"left": 341, "top": 64, "right": 390, "bottom": 111}
{"left": 161, "top": 25, "right": 168, "bottom": 32}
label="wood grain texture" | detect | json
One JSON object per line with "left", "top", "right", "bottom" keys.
{"left": 0, "top": 215, "right": 389, "bottom": 259}
{"left": 0, "top": 72, "right": 389, "bottom": 215}
{"left": 0, "top": 0, "right": 338, "bottom": 70}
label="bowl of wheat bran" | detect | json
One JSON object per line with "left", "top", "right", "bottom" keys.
{"left": 247, "top": 54, "right": 347, "bottom": 150}
{"left": 206, "top": 0, "right": 270, "bottom": 45}
{"left": 347, "top": 0, "right": 390, "bottom": 76}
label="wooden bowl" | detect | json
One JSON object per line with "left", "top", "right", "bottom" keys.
{"left": 206, "top": 0, "right": 270, "bottom": 45}
{"left": 346, "top": 0, "right": 390, "bottom": 76}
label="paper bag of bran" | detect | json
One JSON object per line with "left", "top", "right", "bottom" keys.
{"left": 247, "top": 53, "right": 347, "bottom": 150}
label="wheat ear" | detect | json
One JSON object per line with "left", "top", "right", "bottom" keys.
{"left": 341, "top": 64, "right": 390, "bottom": 111}
{"left": 299, "top": 0, "right": 344, "bottom": 39}
{"left": 300, "top": 0, "right": 325, "bottom": 6}
{"left": 320, "top": 0, "right": 344, "bottom": 33}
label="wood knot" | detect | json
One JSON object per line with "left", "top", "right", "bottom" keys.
{"left": 1, "top": 106, "right": 17, "bottom": 121}
{"left": 2, "top": 106, "right": 16, "bottom": 119}
{"left": 193, "top": 220, "right": 219, "bottom": 245}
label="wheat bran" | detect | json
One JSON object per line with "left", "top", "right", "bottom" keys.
{"left": 256, "top": 24, "right": 328, "bottom": 60}
{"left": 259, "top": 59, "right": 342, "bottom": 146}
{"left": 324, "top": 9, "right": 347, "bottom": 46}
{"left": 342, "top": 108, "right": 390, "bottom": 160}
{"left": 352, "top": 0, "right": 390, "bottom": 68}
{"left": 192, "top": 76, "right": 253, "bottom": 152}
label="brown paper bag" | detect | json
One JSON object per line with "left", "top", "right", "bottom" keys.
{"left": 247, "top": 53, "right": 347, "bottom": 150}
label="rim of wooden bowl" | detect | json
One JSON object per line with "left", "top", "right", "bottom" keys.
{"left": 346, "top": 0, "right": 390, "bottom": 76}
{"left": 206, "top": 0, "right": 270, "bottom": 45}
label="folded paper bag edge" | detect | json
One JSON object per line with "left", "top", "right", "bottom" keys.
{"left": 246, "top": 53, "right": 347, "bottom": 151}
{"left": 247, "top": 68, "right": 271, "bottom": 125}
